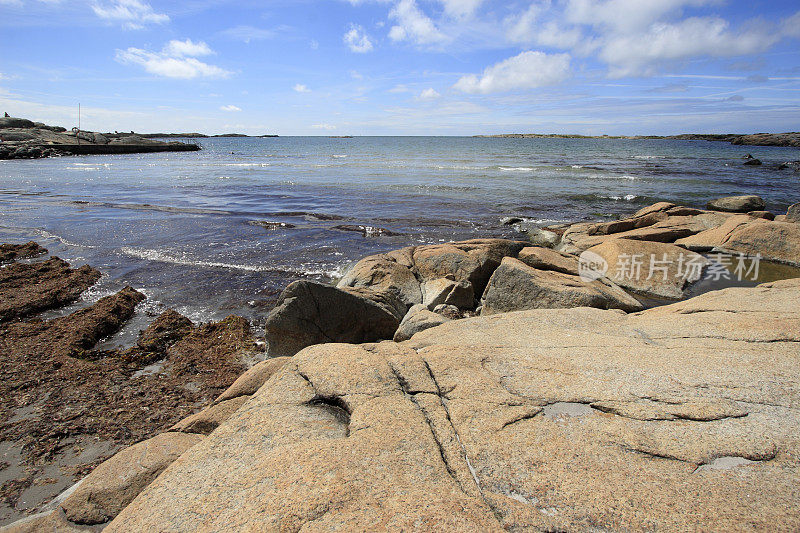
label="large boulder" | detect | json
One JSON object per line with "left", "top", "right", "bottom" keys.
{"left": 786, "top": 202, "right": 800, "bottom": 223}
{"left": 481, "top": 257, "right": 642, "bottom": 315}
{"left": 677, "top": 217, "right": 800, "bottom": 266}
{"left": 393, "top": 304, "right": 451, "bottom": 342}
{"left": 59, "top": 432, "right": 202, "bottom": 525}
{"left": 421, "top": 278, "right": 474, "bottom": 309}
{"left": 587, "top": 239, "right": 709, "bottom": 299}
{"left": 706, "top": 195, "right": 766, "bottom": 213}
{"left": 411, "top": 239, "right": 527, "bottom": 296}
{"left": 106, "top": 281, "right": 800, "bottom": 532}
{"left": 264, "top": 281, "right": 404, "bottom": 357}
{"left": 337, "top": 253, "right": 422, "bottom": 307}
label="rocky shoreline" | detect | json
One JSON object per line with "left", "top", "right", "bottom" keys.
{"left": 0, "top": 117, "right": 199, "bottom": 160}
{"left": 476, "top": 131, "right": 800, "bottom": 147}
{"left": 1, "top": 195, "right": 799, "bottom": 531}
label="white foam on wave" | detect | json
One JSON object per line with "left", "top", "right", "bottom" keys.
{"left": 37, "top": 229, "right": 97, "bottom": 248}
{"left": 499, "top": 166, "right": 534, "bottom": 172}
{"left": 633, "top": 155, "right": 665, "bottom": 160}
{"left": 607, "top": 194, "right": 639, "bottom": 201}
{"left": 222, "top": 163, "right": 271, "bottom": 168}
{"left": 332, "top": 154, "right": 348, "bottom": 158}
{"left": 586, "top": 173, "right": 639, "bottom": 181}
{"left": 120, "top": 247, "right": 274, "bottom": 272}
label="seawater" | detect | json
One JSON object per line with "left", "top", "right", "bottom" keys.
{"left": 1, "top": 136, "right": 797, "bottom": 331}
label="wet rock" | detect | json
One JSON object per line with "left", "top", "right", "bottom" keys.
{"left": 170, "top": 396, "right": 249, "bottom": 435}
{"left": 519, "top": 225, "right": 559, "bottom": 248}
{"left": 481, "top": 257, "right": 642, "bottom": 314}
{"left": 121, "top": 309, "right": 193, "bottom": 365}
{"left": 215, "top": 357, "right": 290, "bottom": 403}
{"left": 2, "top": 286, "right": 145, "bottom": 359}
{"left": 264, "top": 281, "right": 403, "bottom": 357}
{"left": 393, "top": 304, "right": 450, "bottom": 342}
{"left": 0, "top": 257, "right": 101, "bottom": 322}
{"left": 422, "top": 278, "right": 474, "bottom": 310}
{"left": 106, "top": 281, "right": 800, "bottom": 532}
{"left": 59, "top": 432, "right": 203, "bottom": 525}
{"left": 587, "top": 239, "right": 709, "bottom": 299}
{"left": 248, "top": 220, "right": 295, "bottom": 230}
{"left": 332, "top": 225, "right": 401, "bottom": 236}
{"left": 0, "top": 241, "right": 47, "bottom": 263}
{"left": 706, "top": 195, "right": 766, "bottom": 213}
{"left": 742, "top": 158, "right": 762, "bottom": 166}
{"left": 501, "top": 216, "right": 524, "bottom": 225}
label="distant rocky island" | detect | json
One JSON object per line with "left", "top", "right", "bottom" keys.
{"left": 476, "top": 132, "right": 800, "bottom": 147}
{"left": 0, "top": 116, "right": 201, "bottom": 160}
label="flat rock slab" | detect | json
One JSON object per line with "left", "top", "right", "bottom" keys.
{"left": 0, "top": 257, "right": 101, "bottom": 321}
{"left": 106, "top": 279, "right": 800, "bottom": 532}
{"left": 481, "top": 257, "right": 642, "bottom": 314}
{"left": 587, "top": 239, "right": 710, "bottom": 299}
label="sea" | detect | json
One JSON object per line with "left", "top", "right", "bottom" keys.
{"left": 1, "top": 136, "right": 798, "bottom": 342}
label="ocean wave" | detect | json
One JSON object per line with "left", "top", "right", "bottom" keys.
{"left": 120, "top": 247, "right": 275, "bottom": 272}
{"left": 332, "top": 154, "right": 348, "bottom": 158}
{"left": 222, "top": 163, "right": 271, "bottom": 167}
{"left": 608, "top": 194, "right": 639, "bottom": 201}
{"left": 120, "top": 246, "right": 349, "bottom": 279}
{"left": 498, "top": 166, "right": 534, "bottom": 172}
{"left": 68, "top": 200, "right": 234, "bottom": 216}
{"left": 36, "top": 229, "right": 98, "bottom": 248}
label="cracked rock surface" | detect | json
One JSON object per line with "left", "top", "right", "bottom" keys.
{"left": 108, "top": 278, "right": 800, "bottom": 531}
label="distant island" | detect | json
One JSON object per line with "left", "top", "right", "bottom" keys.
{"left": 475, "top": 132, "right": 800, "bottom": 147}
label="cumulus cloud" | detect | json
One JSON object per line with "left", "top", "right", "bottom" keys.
{"left": 600, "top": 17, "right": 781, "bottom": 77}
{"left": 162, "top": 39, "right": 212, "bottom": 58}
{"left": 389, "top": 0, "right": 445, "bottom": 45}
{"left": 344, "top": 24, "right": 374, "bottom": 52}
{"left": 220, "top": 105, "right": 241, "bottom": 112}
{"left": 92, "top": 0, "right": 169, "bottom": 29}
{"left": 440, "top": 0, "right": 484, "bottom": 18}
{"left": 454, "top": 51, "right": 571, "bottom": 94}
{"left": 115, "top": 40, "right": 231, "bottom": 79}
{"left": 294, "top": 84, "right": 311, "bottom": 93}
{"left": 417, "top": 88, "right": 441, "bottom": 100}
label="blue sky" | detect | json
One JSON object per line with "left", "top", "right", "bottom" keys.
{"left": 1, "top": 0, "right": 799, "bottom": 135}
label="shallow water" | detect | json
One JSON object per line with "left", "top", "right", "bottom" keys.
{"left": 1, "top": 136, "right": 797, "bottom": 328}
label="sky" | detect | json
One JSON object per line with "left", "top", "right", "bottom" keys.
{"left": 1, "top": 0, "right": 799, "bottom": 135}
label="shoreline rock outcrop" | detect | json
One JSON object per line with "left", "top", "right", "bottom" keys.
{"left": 103, "top": 278, "right": 800, "bottom": 531}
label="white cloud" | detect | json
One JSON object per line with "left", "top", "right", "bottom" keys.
{"left": 91, "top": 0, "right": 169, "bottom": 30}
{"left": 454, "top": 51, "right": 571, "bottom": 94}
{"left": 389, "top": 0, "right": 445, "bottom": 45}
{"left": 311, "top": 123, "right": 337, "bottom": 130}
{"left": 294, "top": 84, "right": 311, "bottom": 93}
{"left": 418, "top": 88, "right": 441, "bottom": 100}
{"left": 115, "top": 40, "right": 231, "bottom": 79}
{"left": 600, "top": 17, "right": 781, "bottom": 77}
{"left": 162, "top": 39, "right": 212, "bottom": 58}
{"left": 220, "top": 105, "right": 241, "bottom": 112}
{"left": 344, "top": 24, "right": 374, "bottom": 52}
{"left": 439, "top": 0, "right": 484, "bottom": 19}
